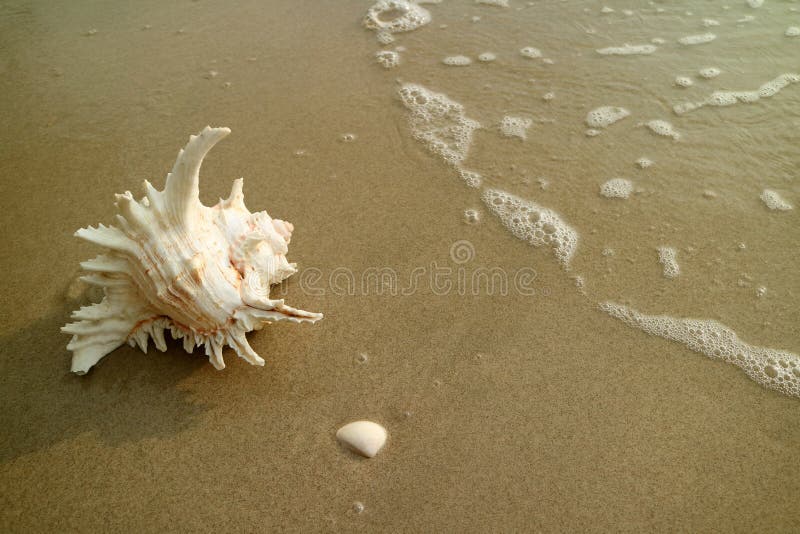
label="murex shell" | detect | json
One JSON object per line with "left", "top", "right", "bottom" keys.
{"left": 62, "top": 126, "right": 323, "bottom": 374}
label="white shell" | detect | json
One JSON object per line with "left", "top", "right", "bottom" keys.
{"left": 61, "top": 127, "right": 323, "bottom": 374}
{"left": 336, "top": 421, "right": 388, "bottom": 458}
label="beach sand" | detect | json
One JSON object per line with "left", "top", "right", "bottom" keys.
{"left": 1, "top": 1, "right": 798, "bottom": 531}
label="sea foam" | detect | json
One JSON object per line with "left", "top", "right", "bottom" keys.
{"left": 596, "top": 44, "right": 657, "bottom": 56}
{"left": 398, "top": 83, "right": 481, "bottom": 166}
{"left": 500, "top": 116, "right": 533, "bottom": 139}
{"left": 678, "top": 33, "right": 717, "bottom": 45}
{"left": 586, "top": 106, "right": 630, "bottom": 128}
{"left": 673, "top": 73, "right": 800, "bottom": 115}
{"left": 657, "top": 246, "right": 680, "bottom": 278}
{"left": 483, "top": 189, "right": 579, "bottom": 267}
{"left": 363, "top": 1, "right": 431, "bottom": 35}
{"left": 760, "top": 189, "right": 792, "bottom": 211}
{"left": 600, "top": 302, "right": 800, "bottom": 398}
{"left": 600, "top": 178, "right": 633, "bottom": 199}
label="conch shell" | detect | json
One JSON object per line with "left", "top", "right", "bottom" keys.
{"left": 62, "top": 127, "right": 323, "bottom": 374}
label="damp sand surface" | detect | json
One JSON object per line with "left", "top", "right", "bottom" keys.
{"left": 0, "top": 0, "right": 799, "bottom": 531}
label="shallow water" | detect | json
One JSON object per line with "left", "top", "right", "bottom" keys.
{"left": 0, "top": 0, "right": 798, "bottom": 531}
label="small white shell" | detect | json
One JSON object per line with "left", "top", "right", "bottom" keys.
{"left": 336, "top": 421, "right": 387, "bottom": 458}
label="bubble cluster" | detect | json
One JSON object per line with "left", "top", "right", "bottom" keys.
{"left": 482, "top": 189, "right": 579, "bottom": 267}
{"left": 596, "top": 44, "right": 657, "bottom": 55}
{"left": 478, "top": 52, "right": 496, "bottom": 62}
{"left": 702, "top": 18, "right": 720, "bottom": 27}
{"left": 746, "top": 0, "right": 764, "bottom": 7}
{"left": 636, "top": 157, "right": 653, "bottom": 169}
{"left": 500, "top": 116, "right": 533, "bottom": 140}
{"left": 657, "top": 246, "right": 680, "bottom": 278}
{"left": 600, "top": 178, "right": 634, "bottom": 199}
{"left": 586, "top": 106, "right": 630, "bottom": 128}
{"left": 477, "top": 0, "right": 509, "bottom": 7}
{"left": 376, "top": 31, "right": 395, "bottom": 44}
{"left": 675, "top": 76, "right": 693, "bottom": 87}
{"left": 458, "top": 168, "right": 483, "bottom": 188}
{"left": 673, "top": 73, "right": 800, "bottom": 114}
{"left": 375, "top": 50, "right": 400, "bottom": 69}
{"left": 363, "top": 1, "right": 431, "bottom": 35}
{"left": 645, "top": 119, "right": 681, "bottom": 140}
{"left": 464, "top": 209, "right": 480, "bottom": 224}
{"left": 398, "top": 83, "right": 481, "bottom": 166}
{"left": 443, "top": 55, "right": 472, "bottom": 66}
{"left": 760, "top": 189, "right": 793, "bottom": 211}
{"left": 787, "top": 27, "right": 800, "bottom": 37}
{"left": 600, "top": 302, "right": 800, "bottom": 398}
{"left": 699, "top": 67, "right": 721, "bottom": 79}
{"left": 678, "top": 33, "right": 717, "bottom": 45}
{"left": 520, "top": 47, "right": 543, "bottom": 59}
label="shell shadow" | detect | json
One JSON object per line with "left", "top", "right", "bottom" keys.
{"left": 0, "top": 304, "right": 210, "bottom": 464}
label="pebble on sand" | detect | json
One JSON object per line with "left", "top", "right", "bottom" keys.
{"left": 336, "top": 421, "right": 387, "bottom": 458}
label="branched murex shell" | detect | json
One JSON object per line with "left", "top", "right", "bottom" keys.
{"left": 62, "top": 126, "right": 323, "bottom": 374}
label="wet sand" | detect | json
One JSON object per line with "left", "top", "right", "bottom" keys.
{"left": 1, "top": 1, "right": 799, "bottom": 531}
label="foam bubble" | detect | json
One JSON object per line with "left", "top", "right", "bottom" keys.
{"left": 376, "top": 31, "right": 395, "bottom": 44}
{"left": 644, "top": 120, "right": 681, "bottom": 140}
{"left": 600, "top": 178, "right": 634, "bottom": 199}
{"left": 786, "top": 26, "right": 800, "bottom": 37}
{"left": 458, "top": 168, "right": 483, "bottom": 188}
{"left": 500, "top": 116, "right": 533, "bottom": 139}
{"left": 600, "top": 302, "right": 800, "bottom": 398}
{"left": 585, "top": 128, "right": 601, "bottom": 137}
{"left": 477, "top": 0, "right": 509, "bottom": 6}
{"left": 600, "top": 6, "right": 614, "bottom": 13}
{"left": 482, "top": 189, "right": 579, "bottom": 267}
{"left": 657, "top": 246, "right": 680, "bottom": 278}
{"left": 702, "top": 18, "right": 720, "bottom": 27}
{"left": 746, "top": 0, "right": 764, "bottom": 7}
{"left": 464, "top": 209, "right": 480, "bottom": 224}
{"left": 478, "top": 52, "right": 496, "bottom": 62}
{"left": 443, "top": 55, "right": 472, "bottom": 66}
{"left": 675, "top": 76, "right": 694, "bottom": 87}
{"left": 760, "top": 189, "right": 793, "bottom": 211}
{"left": 375, "top": 50, "right": 400, "bottom": 69}
{"left": 363, "top": 1, "right": 431, "bottom": 35}
{"left": 596, "top": 44, "right": 657, "bottom": 55}
{"left": 678, "top": 33, "right": 717, "bottom": 45}
{"left": 586, "top": 106, "right": 630, "bottom": 128}
{"left": 651, "top": 37, "right": 666, "bottom": 45}
{"left": 636, "top": 157, "right": 654, "bottom": 168}
{"left": 543, "top": 92, "right": 555, "bottom": 101}
{"left": 398, "top": 83, "right": 481, "bottom": 166}
{"left": 699, "top": 67, "right": 721, "bottom": 79}
{"left": 520, "top": 47, "right": 542, "bottom": 59}
{"left": 673, "top": 73, "right": 800, "bottom": 115}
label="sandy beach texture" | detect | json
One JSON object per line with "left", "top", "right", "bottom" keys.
{"left": 1, "top": 0, "right": 798, "bottom": 531}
